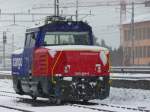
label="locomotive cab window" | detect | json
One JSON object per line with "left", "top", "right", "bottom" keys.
{"left": 44, "top": 32, "right": 89, "bottom": 46}
{"left": 25, "top": 33, "right": 36, "bottom": 48}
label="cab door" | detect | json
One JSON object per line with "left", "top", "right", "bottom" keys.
{"left": 22, "top": 33, "right": 36, "bottom": 76}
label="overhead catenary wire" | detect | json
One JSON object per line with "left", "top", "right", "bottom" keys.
{"left": 32, "top": 1, "right": 145, "bottom": 9}
{"left": 0, "top": 0, "right": 145, "bottom": 23}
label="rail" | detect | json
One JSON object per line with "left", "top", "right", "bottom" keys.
{"left": 0, "top": 67, "right": 11, "bottom": 71}
{"left": 111, "top": 66, "right": 150, "bottom": 74}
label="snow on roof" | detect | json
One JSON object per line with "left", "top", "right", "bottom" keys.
{"left": 26, "top": 20, "right": 45, "bottom": 32}
{"left": 123, "top": 14, "right": 150, "bottom": 25}
{"left": 45, "top": 45, "right": 109, "bottom": 52}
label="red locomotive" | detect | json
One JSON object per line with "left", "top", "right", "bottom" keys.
{"left": 12, "top": 16, "right": 110, "bottom": 103}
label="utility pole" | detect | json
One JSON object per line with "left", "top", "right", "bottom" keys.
{"left": 120, "top": 0, "right": 126, "bottom": 66}
{"left": 54, "top": 0, "right": 59, "bottom": 16}
{"left": 131, "top": 2, "right": 135, "bottom": 65}
{"left": 12, "top": 34, "right": 14, "bottom": 52}
{"left": 76, "top": 0, "right": 79, "bottom": 21}
{"left": 3, "top": 31, "right": 7, "bottom": 69}
{"left": 56, "top": 0, "right": 59, "bottom": 16}
{"left": 13, "top": 13, "right": 16, "bottom": 24}
{"left": 120, "top": 0, "right": 126, "bottom": 24}
{"left": 54, "top": 0, "right": 56, "bottom": 16}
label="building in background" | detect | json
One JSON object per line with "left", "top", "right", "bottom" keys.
{"left": 0, "top": 43, "right": 12, "bottom": 70}
{"left": 121, "top": 14, "right": 150, "bottom": 66}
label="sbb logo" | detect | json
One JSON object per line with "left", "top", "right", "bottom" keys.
{"left": 13, "top": 58, "right": 22, "bottom": 69}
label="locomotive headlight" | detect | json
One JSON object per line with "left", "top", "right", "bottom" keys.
{"left": 63, "top": 77, "right": 72, "bottom": 81}
{"left": 95, "top": 64, "right": 101, "bottom": 73}
{"left": 100, "top": 50, "right": 108, "bottom": 65}
{"left": 64, "top": 65, "right": 71, "bottom": 73}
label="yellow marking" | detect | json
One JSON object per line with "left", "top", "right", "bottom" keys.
{"left": 109, "top": 79, "right": 112, "bottom": 86}
{"left": 51, "top": 51, "right": 63, "bottom": 84}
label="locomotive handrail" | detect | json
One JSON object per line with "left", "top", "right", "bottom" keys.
{"left": 111, "top": 66, "right": 150, "bottom": 74}
{"left": 51, "top": 51, "right": 63, "bottom": 83}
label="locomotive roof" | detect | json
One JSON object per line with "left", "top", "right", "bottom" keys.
{"left": 26, "top": 21, "right": 92, "bottom": 33}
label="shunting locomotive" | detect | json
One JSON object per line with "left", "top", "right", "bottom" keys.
{"left": 11, "top": 16, "right": 110, "bottom": 103}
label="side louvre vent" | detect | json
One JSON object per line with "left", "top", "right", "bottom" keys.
{"left": 38, "top": 54, "right": 48, "bottom": 73}
{"left": 33, "top": 53, "right": 49, "bottom": 76}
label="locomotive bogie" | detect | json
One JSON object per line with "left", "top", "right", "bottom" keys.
{"left": 12, "top": 75, "right": 110, "bottom": 101}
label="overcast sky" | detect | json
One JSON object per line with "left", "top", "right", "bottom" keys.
{"left": 0, "top": 0, "right": 149, "bottom": 49}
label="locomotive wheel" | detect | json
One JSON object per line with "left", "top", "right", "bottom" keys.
{"left": 55, "top": 99, "right": 61, "bottom": 105}
{"left": 49, "top": 97, "right": 61, "bottom": 105}
{"left": 16, "top": 80, "right": 24, "bottom": 95}
{"left": 99, "top": 76, "right": 110, "bottom": 100}
{"left": 31, "top": 95, "right": 37, "bottom": 101}
{"left": 37, "top": 82, "right": 43, "bottom": 95}
{"left": 83, "top": 100, "right": 89, "bottom": 103}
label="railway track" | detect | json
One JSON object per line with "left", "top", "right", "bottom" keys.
{"left": 99, "top": 103, "right": 150, "bottom": 112}
{"left": 0, "top": 90, "right": 150, "bottom": 112}
{"left": 0, "top": 105, "right": 34, "bottom": 112}
{"left": 70, "top": 104, "right": 116, "bottom": 112}
{"left": 0, "top": 90, "right": 35, "bottom": 112}
{"left": 0, "top": 90, "right": 28, "bottom": 100}
{"left": 69, "top": 103, "right": 150, "bottom": 112}
{"left": 0, "top": 91, "right": 38, "bottom": 112}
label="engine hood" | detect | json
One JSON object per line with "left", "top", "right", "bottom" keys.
{"left": 44, "top": 45, "right": 108, "bottom": 52}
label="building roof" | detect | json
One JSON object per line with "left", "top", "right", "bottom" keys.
{"left": 123, "top": 14, "right": 150, "bottom": 25}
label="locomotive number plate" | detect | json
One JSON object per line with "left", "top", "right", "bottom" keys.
{"left": 75, "top": 72, "right": 90, "bottom": 76}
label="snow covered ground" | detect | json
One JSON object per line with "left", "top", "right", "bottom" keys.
{"left": 93, "top": 88, "right": 150, "bottom": 109}
{"left": 0, "top": 71, "right": 11, "bottom": 75}
{"left": 0, "top": 79, "right": 149, "bottom": 112}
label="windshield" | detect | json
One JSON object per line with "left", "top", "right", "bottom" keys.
{"left": 44, "top": 32, "right": 89, "bottom": 46}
